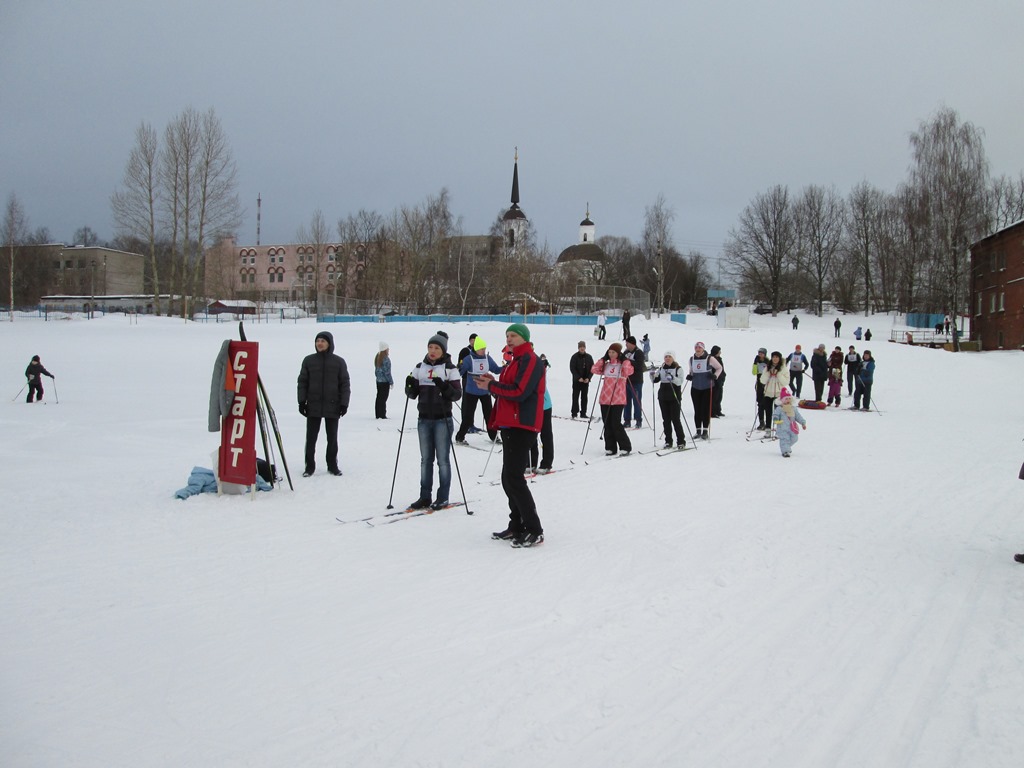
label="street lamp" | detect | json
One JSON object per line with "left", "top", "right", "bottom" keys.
{"left": 90, "top": 259, "right": 96, "bottom": 319}
{"left": 656, "top": 241, "right": 665, "bottom": 316}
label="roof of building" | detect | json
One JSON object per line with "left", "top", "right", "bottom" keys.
{"left": 556, "top": 242, "right": 606, "bottom": 265}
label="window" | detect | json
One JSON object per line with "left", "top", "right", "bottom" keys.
{"left": 999, "top": 292, "right": 1005, "bottom": 311}
{"left": 989, "top": 294, "right": 996, "bottom": 313}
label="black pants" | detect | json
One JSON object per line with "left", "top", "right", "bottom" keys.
{"left": 27, "top": 380, "right": 44, "bottom": 403}
{"left": 813, "top": 378, "right": 826, "bottom": 402}
{"left": 712, "top": 377, "right": 725, "bottom": 417}
{"left": 790, "top": 371, "right": 803, "bottom": 398}
{"left": 691, "top": 387, "right": 713, "bottom": 430}
{"left": 456, "top": 393, "right": 495, "bottom": 441}
{"left": 758, "top": 394, "right": 775, "bottom": 429}
{"left": 529, "top": 408, "right": 554, "bottom": 470}
{"left": 600, "top": 404, "right": 631, "bottom": 453}
{"left": 501, "top": 428, "right": 543, "bottom": 536}
{"left": 598, "top": 325, "right": 606, "bottom": 340}
{"left": 571, "top": 380, "right": 590, "bottom": 418}
{"left": 854, "top": 380, "right": 873, "bottom": 409}
{"left": 658, "top": 391, "right": 685, "bottom": 445}
{"left": 846, "top": 369, "right": 856, "bottom": 396}
{"left": 305, "top": 416, "right": 339, "bottom": 472}
{"left": 375, "top": 382, "right": 390, "bottom": 418}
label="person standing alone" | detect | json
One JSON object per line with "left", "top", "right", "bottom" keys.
{"left": 569, "top": 340, "right": 595, "bottom": 419}
{"left": 475, "top": 324, "right": 546, "bottom": 547}
{"left": 374, "top": 342, "right": 393, "bottom": 419}
{"left": 24, "top": 355, "right": 55, "bottom": 403}
{"left": 297, "top": 331, "right": 351, "bottom": 477}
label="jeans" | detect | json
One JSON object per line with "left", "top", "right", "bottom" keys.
{"left": 417, "top": 417, "right": 453, "bottom": 503}
{"left": 623, "top": 380, "right": 643, "bottom": 426}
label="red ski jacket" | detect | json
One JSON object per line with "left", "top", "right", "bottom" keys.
{"left": 487, "top": 342, "right": 545, "bottom": 432}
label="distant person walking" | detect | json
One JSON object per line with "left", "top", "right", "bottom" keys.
{"left": 791, "top": 315, "right": 799, "bottom": 330}
{"left": 834, "top": 317, "right": 842, "bottom": 338}
{"left": 597, "top": 311, "right": 607, "bottom": 340}
{"left": 24, "top": 355, "right": 55, "bottom": 403}
{"left": 621, "top": 308, "right": 632, "bottom": 339}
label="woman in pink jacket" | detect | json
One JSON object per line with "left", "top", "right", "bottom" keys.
{"left": 591, "top": 342, "right": 634, "bottom": 456}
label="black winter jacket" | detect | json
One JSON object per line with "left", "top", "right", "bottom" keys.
{"left": 569, "top": 351, "right": 595, "bottom": 382}
{"left": 297, "top": 332, "right": 351, "bottom": 419}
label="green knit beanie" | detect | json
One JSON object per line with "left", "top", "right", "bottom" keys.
{"left": 506, "top": 323, "right": 530, "bottom": 342}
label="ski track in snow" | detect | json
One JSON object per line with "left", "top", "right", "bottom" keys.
{"left": 2, "top": 314, "right": 1024, "bottom": 767}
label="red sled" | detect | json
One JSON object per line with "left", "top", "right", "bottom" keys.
{"left": 798, "top": 399, "right": 827, "bottom": 410}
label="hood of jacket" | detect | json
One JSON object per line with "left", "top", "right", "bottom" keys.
{"left": 314, "top": 331, "right": 335, "bottom": 355}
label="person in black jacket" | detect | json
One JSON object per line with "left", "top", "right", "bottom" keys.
{"left": 810, "top": 343, "right": 829, "bottom": 402}
{"left": 297, "top": 331, "right": 351, "bottom": 477}
{"left": 844, "top": 345, "right": 862, "bottom": 396}
{"left": 710, "top": 345, "right": 726, "bottom": 417}
{"left": 568, "top": 340, "right": 595, "bottom": 419}
{"left": 405, "top": 333, "right": 463, "bottom": 510}
{"left": 24, "top": 355, "right": 55, "bottom": 403}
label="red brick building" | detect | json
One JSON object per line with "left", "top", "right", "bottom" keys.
{"left": 970, "top": 219, "right": 1024, "bottom": 350}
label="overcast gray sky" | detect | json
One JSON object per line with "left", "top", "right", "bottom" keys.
{"left": 2, "top": 0, "right": 1021, "bottom": 263}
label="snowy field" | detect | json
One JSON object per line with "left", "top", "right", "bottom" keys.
{"left": 2, "top": 310, "right": 1023, "bottom": 768}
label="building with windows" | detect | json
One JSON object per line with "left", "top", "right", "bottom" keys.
{"left": 203, "top": 236, "right": 368, "bottom": 308}
{"left": 970, "top": 218, "right": 1024, "bottom": 350}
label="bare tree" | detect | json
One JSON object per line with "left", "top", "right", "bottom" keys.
{"left": 908, "top": 107, "right": 990, "bottom": 350}
{"left": 642, "top": 194, "right": 676, "bottom": 312}
{"left": 794, "top": 185, "right": 845, "bottom": 315}
{"left": 160, "top": 107, "right": 241, "bottom": 317}
{"left": 1, "top": 194, "right": 29, "bottom": 320}
{"left": 296, "top": 209, "right": 332, "bottom": 314}
{"left": 112, "top": 122, "right": 161, "bottom": 308}
{"left": 845, "top": 181, "right": 886, "bottom": 316}
{"left": 725, "top": 185, "right": 796, "bottom": 314}
{"left": 989, "top": 172, "right": 1024, "bottom": 231}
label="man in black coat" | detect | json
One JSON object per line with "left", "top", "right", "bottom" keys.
{"left": 297, "top": 331, "right": 351, "bottom": 477}
{"left": 568, "top": 340, "right": 595, "bottom": 419}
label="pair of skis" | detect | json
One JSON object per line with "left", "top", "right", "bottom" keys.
{"left": 238, "top": 322, "right": 293, "bottom": 490}
{"left": 336, "top": 501, "right": 468, "bottom": 526}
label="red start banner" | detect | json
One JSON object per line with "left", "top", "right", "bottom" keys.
{"left": 219, "top": 341, "right": 259, "bottom": 485}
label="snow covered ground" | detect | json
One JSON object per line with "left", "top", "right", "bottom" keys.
{"left": 2, "top": 311, "right": 1023, "bottom": 767}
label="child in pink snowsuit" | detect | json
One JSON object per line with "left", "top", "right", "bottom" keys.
{"left": 826, "top": 367, "right": 843, "bottom": 407}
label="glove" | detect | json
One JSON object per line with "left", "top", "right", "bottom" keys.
{"left": 298, "top": 402, "right": 308, "bottom": 417}
{"left": 685, "top": 374, "right": 693, "bottom": 381}
{"left": 405, "top": 375, "right": 420, "bottom": 398}
{"left": 339, "top": 406, "right": 348, "bottom": 417}
{"left": 434, "top": 377, "right": 450, "bottom": 392}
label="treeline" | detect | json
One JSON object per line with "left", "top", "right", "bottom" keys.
{"left": 725, "top": 107, "right": 1024, "bottom": 319}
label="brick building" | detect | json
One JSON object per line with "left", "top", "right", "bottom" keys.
{"left": 970, "top": 218, "right": 1024, "bottom": 350}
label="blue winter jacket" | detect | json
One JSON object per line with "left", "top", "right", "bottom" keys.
{"left": 858, "top": 358, "right": 875, "bottom": 384}
{"left": 459, "top": 351, "right": 502, "bottom": 396}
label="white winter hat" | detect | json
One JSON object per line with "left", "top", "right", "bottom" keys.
{"left": 663, "top": 350, "right": 677, "bottom": 360}
{"left": 379, "top": 341, "right": 389, "bottom": 351}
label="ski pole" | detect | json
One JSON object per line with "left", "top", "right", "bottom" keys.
{"left": 52, "top": 378, "right": 59, "bottom": 404}
{"left": 581, "top": 374, "right": 603, "bottom": 454}
{"left": 385, "top": 394, "right": 411, "bottom": 509}
{"left": 445, "top": 416, "right": 471, "bottom": 514}
{"left": 480, "top": 428, "right": 500, "bottom": 477}
{"left": 674, "top": 380, "right": 697, "bottom": 448}
{"left": 12, "top": 384, "right": 26, "bottom": 402}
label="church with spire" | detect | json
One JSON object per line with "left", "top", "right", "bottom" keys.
{"left": 500, "top": 148, "right": 528, "bottom": 259}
